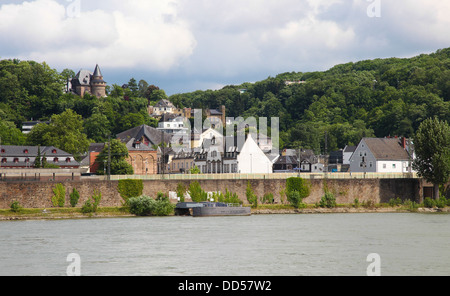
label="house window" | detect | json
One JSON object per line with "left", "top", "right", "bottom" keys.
{"left": 369, "top": 162, "right": 373, "bottom": 168}
{"left": 392, "top": 164, "right": 396, "bottom": 169}
{"left": 383, "top": 164, "right": 387, "bottom": 169}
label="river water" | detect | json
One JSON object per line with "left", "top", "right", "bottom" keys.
{"left": 0, "top": 213, "right": 449, "bottom": 276}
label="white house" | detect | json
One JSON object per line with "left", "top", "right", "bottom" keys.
{"left": 343, "top": 145, "right": 356, "bottom": 165}
{"left": 349, "top": 137, "right": 415, "bottom": 173}
{"left": 237, "top": 135, "right": 273, "bottom": 174}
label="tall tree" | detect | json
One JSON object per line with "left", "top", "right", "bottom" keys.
{"left": 27, "top": 109, "right": 90, "bottom": 159}
{"left": 413, "top": 117, "right": 450, "bottom": 200}
{"left": 95, "top": 139, "right": 133, "bottom": 175}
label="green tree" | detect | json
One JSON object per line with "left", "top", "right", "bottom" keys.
{"left": 26, "top": 109, "right": 90, "bottom": 159}
{"left": 286, "top": 177, "right": 310, "bottom": 208}
{"left": 69, "top": 188, "right": 80, "bottom": 208}
{"left": 127, "top": 78, "right": 139, "bottom": 97}
{"left": 188, "top": 181, "right": 208, "bottom": 202}
{"left": 84, "top": 108, "right": 111, "bottom": 143}
{"left": 96, "top": 139, "right": 133, "bottom": 175}
{"left": 0, "top": 120, "right": 26, "bottom": 145}
{"left": 246, "top": 181, "right": 258, "bottom": 208}
{"left": 413, "top": 117, "right": 450, "bottom": 200}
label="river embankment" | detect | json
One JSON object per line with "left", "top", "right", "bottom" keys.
{"left": 1, "top": 205, "right": 449, "bottom": 221}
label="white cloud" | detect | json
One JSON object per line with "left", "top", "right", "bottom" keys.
{"left": 1, "top": 0, "right": 450, "bottom": 94}
{"left": 0, "top": 0, "right": 197, "bottom": 71}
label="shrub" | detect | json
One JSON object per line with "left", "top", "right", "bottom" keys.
{"left": 92, "top": 190, "right": 102, "bottom": 212}
{"left": 353, "top": 198, "right": 360, "bottom": 208}
{"left": 246, "top": 181, "right": 258, "bottom": 208}
{"left": 69, "top": 188, "right": 80, "bottom": 208}
{"left": 81, "top": 200, "right": 94, "bottom": 214}
{"left": 176, "top": 183, "right": 186, "bottom": 202}
{"left": 219, "top": 189, "right": 243, "bottom": 205}
{"left": 51, "top": 183, "right": 66, "bottom": 207}
{"left": 128, "top": 195, "right": 174, "bottom": 216}
{"left": 188, "top": 181, "right": 208, "bottom": 202}
{"left": 81, "top": 190, "right": 102, "bottom": 213}
{"left": 388, "top": 197, "right": 402, "bottom": 207}
{"left": 424, "top": 197, "right": 436, "bottom": 208}
{"left": 285, "top": 177, "right": 310, "bottom": 208}
{"left": 118, "top": 179, "right": 144, "bottom": 204}
{"left": 436, "top": 197, "right": 448, "bottom": 209}
{"left": 287, "top": 191, "right": 305, "bottom": 208}
{"left": 10, "top": 201, "right": 22, "bottom": 213}
{"left": 261, "top": 193, "right": 274, "bottom": 204}
{"left": 318, "top": 192, "right": 337, "bottom": 208}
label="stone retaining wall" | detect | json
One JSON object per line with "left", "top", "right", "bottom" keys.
{"left": 0, "top": 178, "right": 422, "bottom": 209}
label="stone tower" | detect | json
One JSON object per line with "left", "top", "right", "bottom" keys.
{"left": 90, "top": 64, "right": 107, "bottom": 98}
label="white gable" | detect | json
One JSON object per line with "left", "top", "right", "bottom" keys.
{"left": 237, "top": 136, "right": 273, "bottom": 174}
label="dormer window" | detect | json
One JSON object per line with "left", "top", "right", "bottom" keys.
{"left": 23, "top": 149, "right": 29, "bottom": 154}
{"left": 14, "top": 158, "right": 19, "bottom": 163}
{"left": 1, "top": 158, "right": 6, "bottom": 163}
{"left": 66, "top": 158, "right": 71, "bottom": 163}
{"left": 1, "top": 149, "right": 5, "bottom": 153}
{"left": 52, "top": 149, "right": 57, "bottom": 154}
{"left": 53, "top": 158, "right": 59, "bottom": 163}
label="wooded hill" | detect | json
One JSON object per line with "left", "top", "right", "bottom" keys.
{"left": 169, "top": 48, "right": 450, "bottom": 153}
{"left": 0, "top": 48, "right": 449, "bottom": 156}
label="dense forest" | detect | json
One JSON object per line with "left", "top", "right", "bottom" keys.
{"left": 0, "top": 48, "right": 449, "bottom": 157}
{"left": 169, "top": 48, "right": 450, "bottom": 153}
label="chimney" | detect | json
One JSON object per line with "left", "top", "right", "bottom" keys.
{"left": 401, "top": 137, "right": 407, "bottom": 149}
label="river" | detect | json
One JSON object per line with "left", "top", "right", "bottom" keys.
{"left": 0, "top": 213, "right": 449, "bottom": 276}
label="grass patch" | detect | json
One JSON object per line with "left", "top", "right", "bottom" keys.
{"left": 0, "top": 207, "right": 132, "bottom": 220}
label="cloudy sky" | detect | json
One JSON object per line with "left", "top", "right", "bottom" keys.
{"left": 1, "top": 0, "right": 449, "bottom": 95}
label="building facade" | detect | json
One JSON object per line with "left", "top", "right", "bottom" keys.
{"left": 349, "top": 137, "right": 415, "bottom": 173}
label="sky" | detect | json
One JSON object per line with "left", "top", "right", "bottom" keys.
{"left": 0, "top": 0, "right": 450, "bottom": 95}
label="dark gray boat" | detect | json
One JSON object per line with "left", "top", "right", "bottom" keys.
{"left": 175, "top": 202, "right": 251, "bottom": 217}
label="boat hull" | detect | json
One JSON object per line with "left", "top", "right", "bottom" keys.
{"left": 192, "top": 206, "right": 251, "bottom": 217}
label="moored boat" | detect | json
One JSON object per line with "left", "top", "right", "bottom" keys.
{"left": 175, "top": 202, "right": 251, "bottom": 217}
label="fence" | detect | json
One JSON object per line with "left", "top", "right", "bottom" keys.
{"left": 100, "top": 172, "right": 419, "bottom": 181}
{"left": 0, "top": 168, "right": 82, "bottom": 182}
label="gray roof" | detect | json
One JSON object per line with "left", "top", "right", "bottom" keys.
{"left": 0, "top": 145, "right": 80, "bottom": 167}
{"left": 155, "top": 99, "right": 175, "bottom": 108}
{"left": 363, "top": 138, "right": 411, "bottom": 160}
{"left": 116, "top": 124, "right": 172, "bottom": 151}
{"left": 89, "top": 143, "right": 105, "bottom": 153}
{"left": 93, "top": 64, "right": 103, "bottom": 77}
{"left": 344, "top": 145, "right": 356, "bottom": 153}
{"left": 74, "top": 69, "right": 93, "bottom": 86}
{"left": 0, "top": 146, "right": 73, "bottom": 157}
